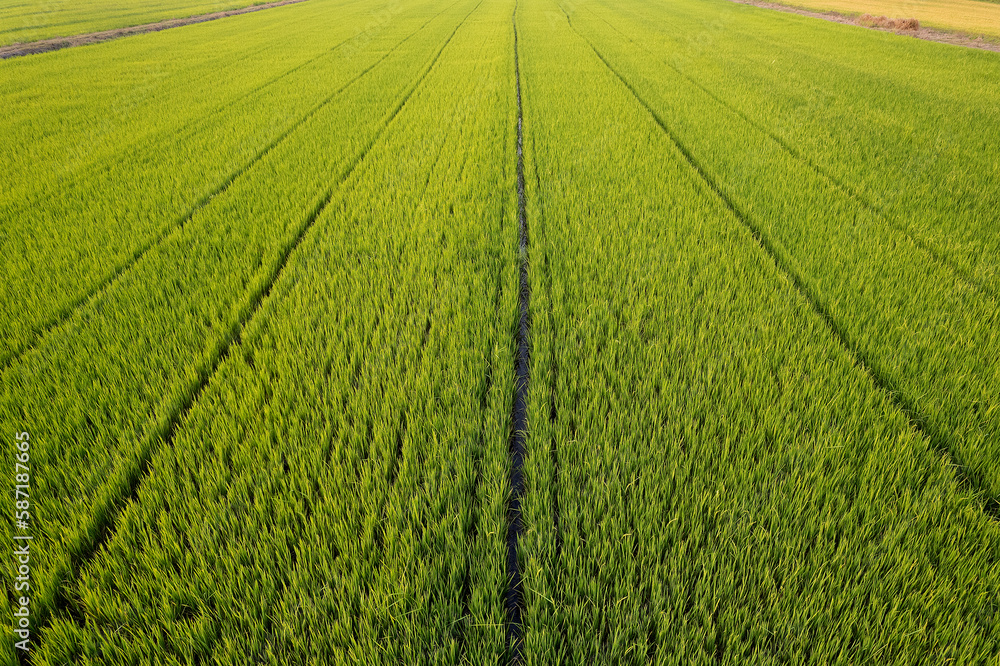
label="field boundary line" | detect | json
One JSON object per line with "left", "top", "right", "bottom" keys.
{"left": 730, "top": 0, "right": 1000, "bottom": 53}
{"left": 563, "top": 10, "right": 1000, "bottom": 522}
{"left": 0, "top": 4, "right": 453, "bottom": 375}
{"left": 31, "top": 3, "right": 484, "bottom": 658}
{"left": 506, "top": 3, "right": 530, "bottom": 663}
{"left": 583, "top": 0, "right": 996, "bottom": 302}
{"left": 0, "top": 0, "right": 311, "bottom": 59}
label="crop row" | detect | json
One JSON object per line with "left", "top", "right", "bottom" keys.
{"left": 4, "top": 0, "right": 999, "bottom": 661}
{"left": 589, "top": 0, "right": 1000, "bottom": 294}
{"left": 566, "top": 0, "right": 1000, "bottom": 517}
{"left": 517, "top": 0, "right": 1000, "bottom": 662}
{"left": 31, "top": 0, "right": 522, "bottom": 661}
{"left": 0, "top": 0, "right": 484, "bottom": 659}
{"left": 0, "top": 0, "right": 448, "bottom": 367}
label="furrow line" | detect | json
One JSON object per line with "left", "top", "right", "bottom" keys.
{"left": 38, "top": 6, "right": 482, "bottom": 650}
{"left": 0, "top": 8, "right": 445, "bottom": 375}
{"left": 572, "top": 22, "right": 1000, "bottom": 521}
{"left": 507, "top": 3, "right": 530, "bottom": 663}
{"left": 582, "top": 1, "right": 995, "bottom": 302}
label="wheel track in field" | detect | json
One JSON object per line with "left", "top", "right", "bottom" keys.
{"left": 507, "top": 3, "right": 530, "bottom": 662}
{"left": 564, "top": 10, "right": 1000, "bottom": 522}
{"left": 0, "top": 0, "right": 458, "bottom": 376}
{"left": 30, "top": 4, "right": 483, "bottom": 659}
{"left": 577, "top": 0, "right": 996, "bottom": 303}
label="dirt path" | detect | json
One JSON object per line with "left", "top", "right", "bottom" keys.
{"left": 731, "top": 0, "right": 1000, "bottom": 52}
{"left": 0, "top": 0, "right": 310, "bottom": 60}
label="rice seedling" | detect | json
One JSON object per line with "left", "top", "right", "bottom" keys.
{"left": 4, "top": 0, "right": 998, "bottom": 662}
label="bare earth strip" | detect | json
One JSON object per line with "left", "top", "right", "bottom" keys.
{"left": 0, "top": 0, "right": 310, "bottom": 60}
{"left": 732, "top": 0, "right": 1000, "bottom": 52}
{"left": 742, "top": 0, "right": 1000, "bottom": 38}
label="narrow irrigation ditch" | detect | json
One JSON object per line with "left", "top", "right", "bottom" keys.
{"left": 506, "top": 3, "right": 531, "bottom": 662}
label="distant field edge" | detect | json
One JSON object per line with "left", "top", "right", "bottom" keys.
{"left": 731, "top": 0, "right": 1000, "bottom": 51}
{"left": 0, "top": 0, "right": 310, "bottom": 60}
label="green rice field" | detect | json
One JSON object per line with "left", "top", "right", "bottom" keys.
{"left": 2, "top": 0, "right": 999, "bottom": 662}
{"left": 0, "top": 0, "right": 275, "bottom": 45}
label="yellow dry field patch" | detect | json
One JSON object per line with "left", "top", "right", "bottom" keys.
{"left": 780, "top": 0, "right": 1000, "bottom": 38}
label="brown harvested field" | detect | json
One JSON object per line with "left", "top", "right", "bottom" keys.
{"left": 754, "top": 0, "right": 1000, "bottom": 38}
